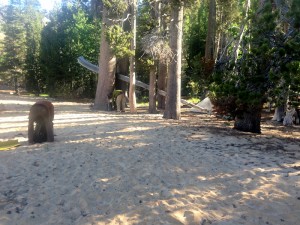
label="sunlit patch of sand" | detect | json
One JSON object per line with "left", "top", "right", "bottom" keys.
{"left": 0, "top": 92, "right": 299, "bottom": 225}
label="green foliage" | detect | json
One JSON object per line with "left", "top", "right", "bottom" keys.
{"left": 24, "top": 2, "right": 44, "bottom": 95}
{"left": 183, "top": 1, "right": 208, "bottom": 97}
{"left": 186, "top": 96, "right": 200, "bottom": 104}
{"left": 1, "top": 1, "right": 101, "bottom": 98}
{"left": 289, "top": 0, "right": 300, "bottom": 28}
{"left": 216, "top": 0, "right": 241, "bottom": 34}
{"left": 105, "top": 25, "right": 133, "bottom": 58}
{"left": 0, "top": 2, "right": 27, "bottom": 87}
{"left": 211, "top": 3, "right": 267, "bottom": 111}
{"left": 103, "top": 0, "right": 128, "bottom": 18}
{"left": 137, "top": 1, "right": 156, "bottom": 34}
{"left": 211, "top": 1, "right": 300, "bottom": 117}
{"left": 40, "top": 4, "right": 101, "bottom": 98}
{"left": 183, "top": 0, "right": 243, "bottom": 97}
{"left": 136, "top": 0, "right": 161, "bottom": 85}
{"left": 170, "top": 0, "right": 194, "bottom": 7}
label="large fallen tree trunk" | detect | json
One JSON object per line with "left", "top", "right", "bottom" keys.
{"left": 78, "top": 56, "right": 208, "bottom": 112}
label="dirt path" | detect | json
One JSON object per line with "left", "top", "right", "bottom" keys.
{"left": 0, "top": 93, "right": 299, "bottom": 225}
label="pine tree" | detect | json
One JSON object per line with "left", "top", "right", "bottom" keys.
{"left": 94, "top": 0, "right": 130, "bottom": 110}
{"left": 211, "top": 0, "right": 300, "bottom": 133}
{"left": 183, "top": 0, "right": 208, "bottom": 97}
{"left": 40, "top": 3, "right": 101, "bottom": 97}
{"left": 1, "top": 0, "right": 27, "bottom": 94}
{"left": 164, "top": 0, "right": 184, "bottom": 119}
{"left": 23, "top": 0, "right": 44, "bottom": 95}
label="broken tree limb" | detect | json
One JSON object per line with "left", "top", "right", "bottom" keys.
{"left": 77, "top": 56, "right": 99, "bottom": 73}
{"left": 117, "top": 74, "right": 207, "bottom": 111}
{"left": 77, "top": 56, "right": 208, "bottom": 112}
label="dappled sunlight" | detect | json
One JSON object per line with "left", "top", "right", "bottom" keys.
{"left": 65, "top": 138, "right": 98, "bottom": 144}
{"left": 0, "top": 114, "right": 28, "bottom": 142}
{"left": 1, "top": 93, "right": 299, "bottom": 225}
{"left": 0, "top": 99, "right": 36, "bottom": 106}
{"left": 90, "top": 213, "right": 141, "bottom": 225}
{"left": 197, "top": 173, "right": 234, "bottom": 181}
{"left": 189, "top": 133, "right": 212, "bottom": 141}
{"left": 169, "top": 208, "right": 215, "bottom": 224}
{"left": 114, "top": 126, "right": 158, "bottom": 133}
{"left": 0, "top": 110, "right": 29, "bottom": 117}
{"left": 54, "top": 113, "right": 101, "bottom": 121}
{"left": 0, "top": 116, "right": 28, "bottom": 128}
{"left": 54, "top": 102, "right": 90, "bottom": 106}
{"left": 54, "top": 118, "right": 106, "bottom": 127}
{"left": 81, "top": 157, "right": 299, "bottom": 224}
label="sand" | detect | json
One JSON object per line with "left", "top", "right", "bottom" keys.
{"left": 0, "top": 92, "right": 299, "bottom": 225}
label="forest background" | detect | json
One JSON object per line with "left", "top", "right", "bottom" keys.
{"left": 0, "top": 0, "right": 299, "bottom": 133}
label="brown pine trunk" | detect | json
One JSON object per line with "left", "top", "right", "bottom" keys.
{"left": 214, "top": 31, "right": 221, "bottom": 61}
{"left": 116, "top": 58, "right": 129, "bottom": 91}
{"left": 90, "top": 0, "right": 103, "bottom": 19}
{"left": 94, "top": 7, "right": 116, "bottom": 110}
{"left": 163, "top": 2, "right": 184, "bottom": 120}
{"left": 129, "top": 0, "right": 137, "bottom": 113}
{"left": 153, "top": 0, "right": 165, "bottom": 110}
{"left": 234, "top": 105, "right": 262, "bottom": 133}
{"left": 116, "top": 8, "right": 131, "bottom": 95}
{"left": 205, "top": 0, "right": 216, "bottom": 61}
{"left": 149, "top": 65, "right": 157, "bottom": 113}
{"left": 157, "top": 62, "right": 167, "bottom": 109}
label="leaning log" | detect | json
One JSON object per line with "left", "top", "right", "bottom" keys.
{"left": 77, "top": 56, "right": 99, "bottom": 73}
{"left": 78, "top": 56, "right": 208, "bottom": 112}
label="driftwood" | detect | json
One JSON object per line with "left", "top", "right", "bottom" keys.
{"left": 78, "top": 56, "right": 208, "bottom": 112}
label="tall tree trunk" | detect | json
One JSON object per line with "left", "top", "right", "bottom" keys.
{"left": 163, "top": 1, "right": 184, "bottom": 120}
{"left": 155, "top": 0, "right": 167, "bottom": 110}
{"left": 214, "top": 30, "right": 221, "bottom": 60}
{"left": 129, "top": 0, "right": 137, "bottom": 113}
{"left": 157, "top": 62, "right": 167, "bottom": 109}
{"left": 205, "top": 0, "right": 216, "bottom": 61}
{"left": 14, "top": 76, "right": 19, "bottom": 95}
{"left": 116, "top": 58, "right": 129, "bottom": 91}
{"left": 233, "top": 0, "right": 251, "bottom": 63}
{"left": 147, "top": 0, "right": 162, "bottom": 113}
{"left": 149, "top": 65, "right": 157, "bottom": 113}
{"left": 94, "top": 7, "right": 116, "bottom": 110}
{"left": 116, "top": 7, "right": 131, "bottom": 94}
{"left": 90, "top": 0, "right": 103, "bottom": 19}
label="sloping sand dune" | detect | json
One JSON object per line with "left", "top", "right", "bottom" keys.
{"left": 0, "top": 93, "right": 299, "bottom": 225}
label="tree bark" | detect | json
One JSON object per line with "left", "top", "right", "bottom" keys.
{"left": 94, "top": 7, "right": 116, "bottom": 110}
{"left": 116, "top": 58, "right": 129, "bottom": 91}
{"left": 157, "top": 62, "right": 167, "bottom": 109}
{"left": 129, "top": 0, "right": 137, "bottom": 113}
{"left": 155, "top": 0, "right": 168, "bottom": 110}
{"left": 272, "top": 105, "right": 285, "bottom": 122}
{"left": 163, "top": 1, "right": 184, "bottom": 120}
{"left": 232, "top": 0, "right": 251, "bottom": 63}
{"left": 205, "top": 0, "right": 216, "bottom": 61}
{"left": 149, "top": 65, "right": 157, "bottom": 113}
{"left": 214, "top": 30, "right": 221, "bottom": 61}
{"left": 90, "top": 0, "right": 103, "bottom": 19}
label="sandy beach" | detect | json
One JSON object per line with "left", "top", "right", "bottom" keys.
{"left": 0, "top": 92, "right": 299, "bottom": 225}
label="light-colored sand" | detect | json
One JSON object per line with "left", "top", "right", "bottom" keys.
{"left": 0, "top": 93, "right": 299, "bottom": 225}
